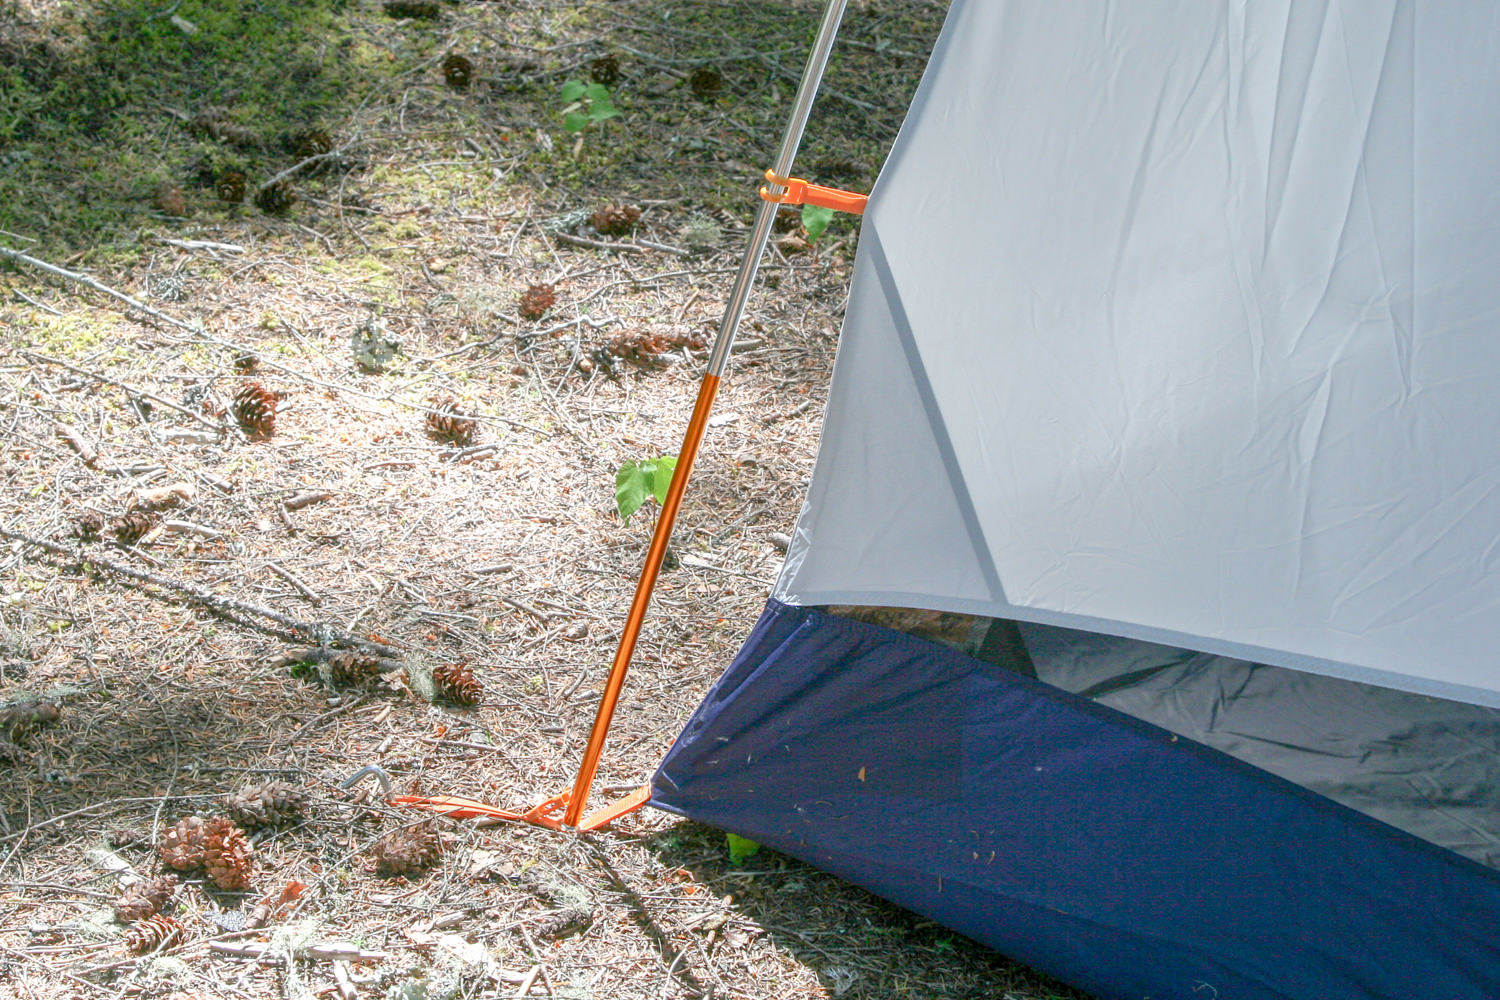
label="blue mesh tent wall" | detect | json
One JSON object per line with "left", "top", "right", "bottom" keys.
{"left": 645, "top": 2, "right": 1500, "bottom": 998}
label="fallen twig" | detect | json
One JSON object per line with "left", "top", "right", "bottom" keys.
{"left": 54, "top": 424, "right": 98, "bottom": 468}
{"left": 551, "top": 231, "right": 691, "bottom": 257}
{"left": 159, "top": 238, "right": 244, "bottom": 254}
{"left": 266, "top": 561, "right": 321, "bottom": 603}
{"left": 162, "top": 520, "right": 223, "bottom": 539}
{"left": 284, "top": 491, "right": 332, "bottom": 511}
{"left": 0, "top": 527, "right": 394, "bottom": 654}
{"left": 210, "top": 940, "right": 389, "bottom": 964}
{"left": 27, "top": 353, "right": 224, "bottom": 432}
{"left": 0, "top": 244, "right": 205, "bottom": 337}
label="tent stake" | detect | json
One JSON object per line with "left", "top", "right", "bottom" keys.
{"left": 561, "top": 0, "right": 854, "bottom": 828}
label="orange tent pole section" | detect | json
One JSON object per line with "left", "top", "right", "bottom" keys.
{"left": 557, "top": 0, "right": 854, "bottom": 829}
{"left": 561, "top": 375, "right": 721, "bottom": 827}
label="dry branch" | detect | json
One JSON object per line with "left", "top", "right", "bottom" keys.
{"left": 0, "top": 527, "right": 394, "bottom": 654}
{"left": 0, "top": 244, "right": 205, "bottom": 337}
{"left": 28, "top": 353, "right": 224, "bottom": 432}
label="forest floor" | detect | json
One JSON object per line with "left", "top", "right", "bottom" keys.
{"left": 0, "top": 1, "right": 1090, "bottom": 998}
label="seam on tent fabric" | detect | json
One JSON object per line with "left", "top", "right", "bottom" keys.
{"left": 783, "top": 600, "right": 1500, "bottom": 887}
{"left": 864, "top": 229, "right": 1007, "bottom": 605}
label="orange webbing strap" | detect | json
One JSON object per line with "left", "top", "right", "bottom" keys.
{"left": 577, "top": 784, "right": 652, "bottom": 831}
{"left": 758, "top": 169, "right": 868, "bottom": 215}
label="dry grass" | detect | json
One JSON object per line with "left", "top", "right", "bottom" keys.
{"left": 0, "top": 1, "right": 1091, "bottom": 998}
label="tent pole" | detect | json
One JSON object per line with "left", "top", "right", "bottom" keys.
{"left": 562, "top": 0, "right": 853, "bottom": 828}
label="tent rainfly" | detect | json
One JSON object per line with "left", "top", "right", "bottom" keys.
{"left": 639, "top": 2, "right": 1500, "bottom": 999}
{"left": 440, "top": 1, "right": 1500, "bottom": 998}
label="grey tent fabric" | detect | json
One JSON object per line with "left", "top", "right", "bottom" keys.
{"left": 1019, "top": 623, "right": 1500, "bottom": 868}
{"left": 776, "top": 0, "right": 1500, "bottom": 708}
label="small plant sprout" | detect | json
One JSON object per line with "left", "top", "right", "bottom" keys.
{"left": 560, "top": 80, "right": 620, "bottom": 153}
{"left": 801, "top": 203, "right": 835, "bottom": 245}
{"left": 615, "top": 455, "right": 677, "bottom": 526}
{"left": 726, "top": 832, "right": 761, "bottom": 865}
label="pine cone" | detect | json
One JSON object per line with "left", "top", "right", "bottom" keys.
{"left": 111, "top": 511, "right": 161, "bottom": 545}
{"left": 232, "top": 381, "right": 277, "bottom": 437}
{"left": 589, "top": 55, "right": 619, "bottom": 86}
{"left": 154, "top": 183, "right": 187, "bottom": 217}
{"left": 424, "top": 396, "right": 478, "bottom": 445}
{"left": 1, "top": 700, "right": 60, "bottom": 744}
{"left": 223, "top": 780, "right": 308, "bottom": 829}
{"left": 370, "top": 821, "right": 442, "bottom": 877}
{"left": 290, "top": 127, "right": 332, "bottom": 160}
{"left": 159, "top": 816, "right": 207, "bottom": 871}
{"left": 189, "top": 108, "right": 260, "bottom": 147}
{"left": 606, "top": 328, "right": 707, "bottom": 361}
{"left": 441, "top": 53, "right": 473, "bottom": 88}
{"left": 432, "top": 661, "right": 482, "bottom": 706}
{"left": 202, "top": 816, "right": 253, "bottom": 890}
{"left": 115, "top": 874, "right": 179, "bottom": 923}
{"left": 123, "top": 914, "right": 186, "bottom": 953}
{"left": 589, "top": 203, "right": 641, "bottom": 236}
{"left": 518, "top": 283, "right": 555, "bottom": 321}
{"left": 383, "top": 0, "right": 440, "bottom": 18}
{"left": 254, "top": 180, "right": 296, "bottom": 216}
{"left": 73, "top": 510, "right": 105, "bottom": 542}
{"left": 325, "top": 650, "right": 381, "bottom": 688}
{"left": 689, "top": 66, "right": 723, "bottom": 101}
{"left": 215, "top": 171, "right": 246, "bottom": 203}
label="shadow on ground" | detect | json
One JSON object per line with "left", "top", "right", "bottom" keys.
{"left": 0, "top": 0, "right": 390, "bottom": 253}
{"left": 639, "top": 818, "right": 1092, "bottom": 1000}
{"left": 0, "top": 0, "right": 947, "bottom": 258}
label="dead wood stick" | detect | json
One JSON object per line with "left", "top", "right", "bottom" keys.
{"left": 27, "top": 353, "right": 224, "bottom": 431}
{"left": 333, "top": 960, "right": 359, "bottom": 1000}
{"left": 256, "top": 144, "right": 358, "bottom": 194}
{"left": 550, "top": 231, "right": 691, "bottom": 257}
{"left": 515, "top": 965, "right": 542, "bottom": 997}
{"left": 0, "top": 244, "right": 204, "bottom": 336}
{"left": 500, "top": 595, "right": 552, "bottom": 624}
{"left": 266, "top": 561, "right": 321, "bottom": 603}
{"left": 270, "top": 647, "right": 405, "bottom": 674}
{"left": 162, "top": 520, "right": 223, "bottom": 539}
{"left": 209, "top": 940, "right": 389, "bottom": 963}
{"left": 159, "top": 238, "right": 244, "bottom": 254}
{"left": 54, "top": 424, "right": 98, "bottom": 467}
{"left": 284, "top": 491, "right": 332, "bottom": 511}
{"left": 0, "top": 527, "right": 394, "bottom": 654}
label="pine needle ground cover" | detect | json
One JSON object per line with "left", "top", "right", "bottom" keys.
{"left": 0, "top": 1, "right": 1090, "bottom": 998}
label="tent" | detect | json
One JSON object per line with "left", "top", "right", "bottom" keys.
{"left": 637, "top": 2, "right": 1500, "bottom": 998}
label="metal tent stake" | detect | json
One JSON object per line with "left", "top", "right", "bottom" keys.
{"left": 559, "top": 0, "right": 854, "bottom": 829}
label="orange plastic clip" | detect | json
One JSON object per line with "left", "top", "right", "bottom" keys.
{"left": 758, "top": 170, "right": 867, "bottom": 215}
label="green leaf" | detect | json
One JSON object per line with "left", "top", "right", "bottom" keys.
{"left": 615, "top": 456, "right": 677, "bottom": 524}
{"left": 726, "top": 832, "right": 761, "bottom": 865}
{"left": 649, "top": 455, "right": 677, "bottom": 505}
{"left": 615, "top": 460, "right": 652, "bottom": 525}
{"left": 801, "top": 204, "right": 835, "bottom": 244}
{"left": 589, "top": 102, "right": 621, "bottom": 123}
{"left": 563, "top": 111, "right": 589, "bottom": 133}
{"left": 583, "top": 82, "right": 613, "bottom": 103}
{"left": 559, "top": 80, "right": 587, "bottom": 103}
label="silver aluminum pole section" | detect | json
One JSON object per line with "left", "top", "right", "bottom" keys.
{"left": 705, "top": 0, "right": 851, "bottom": 377}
